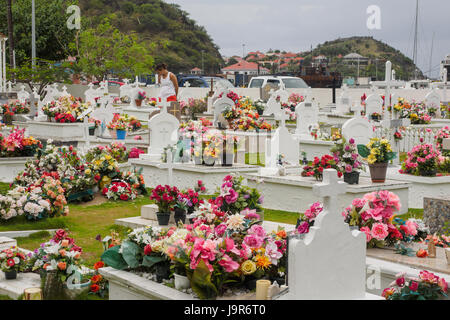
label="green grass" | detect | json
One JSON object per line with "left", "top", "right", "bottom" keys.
{"left": 263, "top": 208, "right": 299, "bottom": 225}
{"left": 0, "top": 295, "right": 13, "bottom": 300}
{"left": 0, "top": 182, "right": 10, "bottom": 195}
{"left": 398, "top": 208, "right": 424, "bottom": 220}
{"left": 3, "top": 196, "right": 153, "bottom": 267}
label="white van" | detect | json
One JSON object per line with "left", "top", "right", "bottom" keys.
{"left": 248, "top": 76, "right": 309, "bottom": 89}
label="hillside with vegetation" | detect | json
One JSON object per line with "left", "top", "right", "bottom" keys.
{"left": 0, "top": 0, "right": 223, "bottom": 74}
{"left": 301, "top": 36, "right": 422, "bottom": 80}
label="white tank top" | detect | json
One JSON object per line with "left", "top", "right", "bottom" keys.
{"left": 159, "top": 72, "right": 176, "bottom": 100}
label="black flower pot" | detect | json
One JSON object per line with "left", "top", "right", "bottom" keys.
{"left": 89, "top": 127, "right": 96, "bottom": 136}
{"left": 156, "top": 212, "right": 171, "bottom": 226}
{"left": 4, "top": 270, "right": 17, "bottom": 280}
{"left": 155, "top": 264, "right": 170, "bottom": 283}
{"left": 344, "top": 171, "right": 360, "bottom": 185}
{"left": 174, "top": 208, "right": 186, "bottom": 225}
{"left": 245, "top": 278, "right": 258, "bottom": 290}
{"left": 418, "top": 166, "right": 437, "bottom": 177}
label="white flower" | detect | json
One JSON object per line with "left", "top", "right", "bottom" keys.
{"left": 226, "top": 214, "right": 245, "bottom": 231}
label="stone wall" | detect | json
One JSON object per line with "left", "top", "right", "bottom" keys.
{"left": 423, "top": 196, "right": 450, "bottom": 234}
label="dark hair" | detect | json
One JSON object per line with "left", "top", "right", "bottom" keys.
{"left": 155, "top": 63, "right": 168, "bottom": 71}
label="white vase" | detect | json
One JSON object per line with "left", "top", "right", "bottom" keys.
{"left": 174, "top": 273, "right": 190, "bottom": 290}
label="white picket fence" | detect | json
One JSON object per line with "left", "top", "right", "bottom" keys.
{"left": 373, "top": 124, "right": 444, "bottom": 153}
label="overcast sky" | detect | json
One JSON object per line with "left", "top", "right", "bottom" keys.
{"left": 168, "top": 0, "right": 449, "bottom": 78}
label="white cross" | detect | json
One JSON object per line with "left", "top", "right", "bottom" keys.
{"left": 351, "top": 103, "right": 363, "bottom": 119}
{"left": 184, "top": 82, "right": 191, "bottom": 88}
{"left": 276, "top": 107, "right": 288, "bottom": 128}
{"left": 381, "top": 117, "right": 410, "bottom": 165}
{"left": 312, "top": 169, "right": 346, "bottom": 216}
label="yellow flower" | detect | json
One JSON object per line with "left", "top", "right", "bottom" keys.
{"left": 241, "top": 260, "right": 257, "bottom": 275}
{"left": 105, "top": 155, "right": 112, "bottom": 160}
{"left": 108, "top": 165, "right": 113, "bottom": 171}
{"left": 85, "top": 169, "right": 91, "bottom": 175}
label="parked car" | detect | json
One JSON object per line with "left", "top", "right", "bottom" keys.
{"left": 247, "top": 76, "right": 309, "bottom": 89}
{"left": 203, "top": 76, "right": 235, "bottom": 89}
{"left": 177, "top": 76, "right": 209, "bottom": 88}
{"left": 92, "top": 80, "right": 125, "bottom": 87}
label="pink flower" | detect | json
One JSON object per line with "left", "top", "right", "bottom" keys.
{"left": 396, "top": 277, "right": 405, "bottom": 287}
{"left": 218, "top": 254, "right": 240, "bottom": 272}
{"left": 371, "top": 223, "right": 389, "bottom": 241}
{"left": 214, "top": 223, "right": 227, "bottom": 237}
{"left": 224, "top": 238, "right": 240, "bottom": 255}
{"left": 409, "top": 281, "right": 419, "bottom": 291}
{"left": 243, "top": 234, "right": 264, "bottom": 248}
{"left": 265, "top": 241, "right": 283, "bottom": 265}
{"left": 224, "top": 188, "right": 238, "bottom": 204}
{"left": 297, "top": 221, "right": 310, "bottom": 234}
{"left": 352, "top": 198, "right": 366, "bottom": 208}
{"left": 360, "top": 226, "right": 372, "bottom": 243}
{"left": 248, "top": 224, "right": 266, "bottom": 238}
{"left": 405, "top": 220, "right": 418, "bottom": 236}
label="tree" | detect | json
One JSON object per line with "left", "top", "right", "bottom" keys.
{"left": 9, "top": 58, "right": 72, "bottom": 97}
{"left": 5, "top": 0, "right": 14, "bottom": 67}
{"left": 0, "top": 0, "right": 78, "bottom": 66}
{"left": 71, "top": 18, "right": 154, "bottom": 80}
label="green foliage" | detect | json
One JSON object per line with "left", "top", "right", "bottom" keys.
{"left": 357, "top": 144, "right": 370, "bottom": 158}
{"left": 72, "top": 17, "right": 154, "bottom": 79}
{"left": 8, "top": 58, "right": 72, "bottom": 96}
{"left": 142, "top": 255, "right": 165, "bottom": 268}
{"left": 0, "top": 0, "right": 78, "bottom": 66}
{"left": 101, "top": 245, "right": 128, "bottom": 270}
{"left": 120, "top": 240, "right": 141, "bottom": 268}
{"left": 189, "top": 259, "right": 218, "bottom": 300}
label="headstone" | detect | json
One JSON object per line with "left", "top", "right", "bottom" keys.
{"left": 294, "top": 99, "right": 319, "bottom": 139}
{"left": 281, "top": 169, "right": 366, "bottom": 300}
{"left": 342, "top": 105, "right": 373, "bottom": 146}
{"left": 425, "top": 89, "right": 442, "bottom": 118}
{"left": 17, "top": 85, "right": 30, "bottom": 103}
{"left": 264, "top": 89, "right": 283, "bottom": 117}
{"left": 119, "top": 79, "right": 132, "bottom": 98}
{"left": 84, "top": 83, "right": 98, "bottom": 106}
{"left": 380, "top": 117, "right": 410, "bottom": 165}
{"left": 129, "top": 82, "right": 140, "bottom": 108}
{"left": 274, "top": 86, "right": 289, "bottom": 105}
{"left": 261, "top": 83, "right": 277, "bottom": 102}
{"left": 335, "top": 84, "right": 351, "bottom": 114}
{"left": 143, "top": 102, "right": 180, "bottom": 160}
{"left": 61, "top": 85, "right": 70, "bottom": 97}
{"left": 261, "top": 110, "right": 299, "bottom": 175}
{"left": 365, "top": 92, "right": 383, "bottom": 119}
{"left": 213, "top": 95, "right": 234, "bottom": 127}
{"left": 90, "top": 103, "right": 116, "bottom": 138}
{"left": 178, "top": 82, "right": 193, "bottom": 104}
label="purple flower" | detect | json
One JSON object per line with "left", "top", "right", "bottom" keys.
{"left": 349, "top": 138, "right": 355, "bottom": 144}
{"left": 95, "top": 234, "right": 102, "bottom": 241}
{"left": 243, "top": 194, "right": 250, "bottom": 199}
{"left": 297, "top": 221, "right": 310, "bottom": 234}
{"left": 257, "top": 195, "right": 264, "bottom": 204}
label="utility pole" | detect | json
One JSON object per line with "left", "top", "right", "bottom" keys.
{"left": 428, "top": 32, "right": 435, "bottom": 79}
{"left": 242, "top": 44, "right": 245, "bottom": 59}
{"left": 32, "top": 0, "right": 36, "bottom": 69}
{"left": 201, "top": 50, "right": 204, "bottom": 75}
{"left": 412, "top": 0, "right": 419, "bottom": 80}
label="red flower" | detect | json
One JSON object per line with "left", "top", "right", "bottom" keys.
{"left": 144, "top": 244, "right": 152, "bottom": 255}
{"left": 90, "top": 284, "right": 100, "bottom": 293}
{"left": 94, "top": 261, "right": 105, "bottom": 270}
{"left": 120, "top": 194, "right": 129, "bottom": 201}
{"left": 102, "top": 187, "right": 108, "bottom": 195}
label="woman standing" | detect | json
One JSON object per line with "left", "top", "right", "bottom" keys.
{"left": 156, "top": 63, "right": 179, "bottom": 103}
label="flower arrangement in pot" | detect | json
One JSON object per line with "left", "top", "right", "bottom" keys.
{"left": 0, "top": 247, "right": 28, "bottom": 280}
{"left": 358, "top": 138, "right": 396, "bottom": 183}
{"left": 301, "top": 154, "right": 342, "bottom": 181}
{"left": 331, "top": 138, "right": 364, "bottom": 184}
{"left": 370, "top": 112, "right": 382, "bottom": 122}
{"left": 399, "top": 144, "right": 440, "bottom": 177}
{"left": 382, "top": 270, "right": 448, "bottom": 300}
{"left": 1, "top": 105, "right": 14, "bottom": 125}
{"left": 150, "top": 185, "right": 179, "bottom": 226}
{"left": 221, "top": 134, "right": 239, "bottom": 167}
{"left": 113, "top": 120, "right": 128, "bottom": 140}
{"left": 136, "top": 91, "right": 147, "bottom": 107}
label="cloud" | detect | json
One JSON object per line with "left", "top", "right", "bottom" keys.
{"left": 168, "top": 0, "right": 450, "bottom": 77}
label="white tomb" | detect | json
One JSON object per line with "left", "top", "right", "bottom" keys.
{"left": 260, "top": 110, "right": 299, "bottom": 175}
{"left": 140, "top": 102, "right": 179, "bottom": 161}
{"left": 263, "top": 89, "right": 283, "bottom": 117}
{"left": 425, "top": 89, "right": 442, "bottom": 117}
{"left": 342, "top": 104, "right": 373, "bottom": 146}
{"left": 213, "top": 92, "right": 235, "bottom": 127}
{"left": 335, "top": 84, "right": 351, "bottom": 114}
{"left": 294, "top": 99, "right": 319, "bottom": 139}
{"left": 278, "top": 169, "right": 378, "bottom": 300}
{"left": 365, "top": 89, "right": 383, "bottom": 120}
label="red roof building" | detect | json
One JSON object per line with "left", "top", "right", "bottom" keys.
{"left": 221, "top": 61, "right": 270, "bottom": 75}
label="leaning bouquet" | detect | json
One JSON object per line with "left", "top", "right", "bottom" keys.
{"left": 102, "top": 181, "right": 137, "bottom": 201}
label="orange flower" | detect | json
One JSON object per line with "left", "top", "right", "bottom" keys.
{"left": 43, "top": 263, "right": 50, "bottom": 270}
{"left": 59, "top": 249, "right": 66, "bottom": 257}
{"left": 255, "top": 254, "right": 271, "bottom": 269}
{"left": 57, "top": 262, "right": 67, "bottom": 271}
{"left": 90, "top": 284, "right": 100, "bottom": 293}
{"left": 61, "top": 239, "right": 69, "bottom": 247}
{"left": 94, "top": 261, "right": 105, "bottom": 270}
{"left": 276, "top": 230, "right": 287, "bottom": 239}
